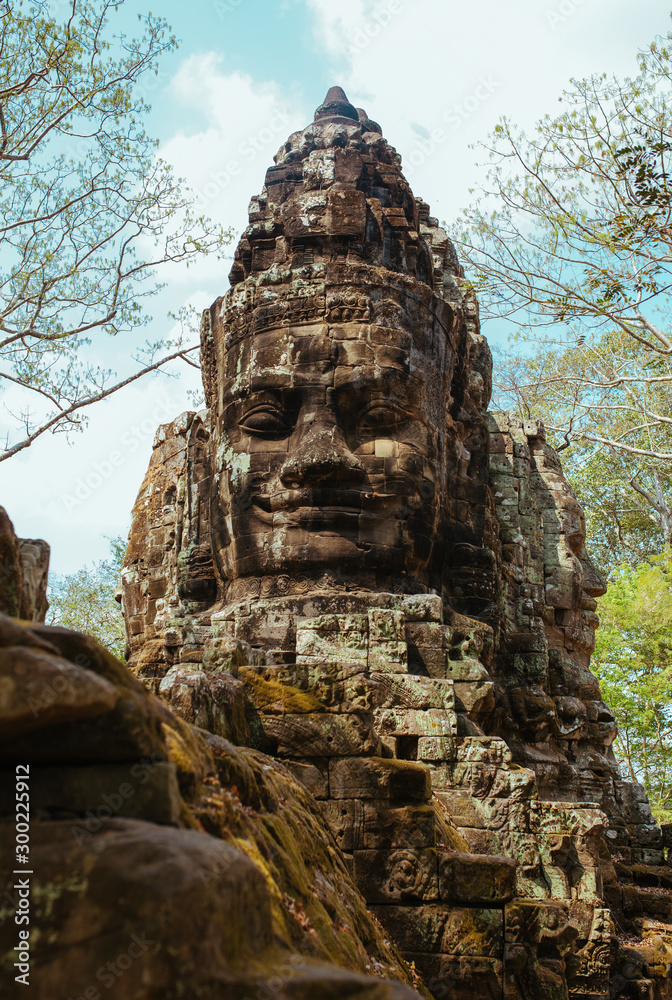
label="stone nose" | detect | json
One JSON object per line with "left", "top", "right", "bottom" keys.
{"left": 581, "top": 551, "right": 607, "bottom": 598}
{"left": 280, "top": 424, "right": 366, "bottom": 486}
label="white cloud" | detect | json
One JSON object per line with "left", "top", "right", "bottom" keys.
{"left": 6, "top": 60, "right": 307, "bottom": 576}
{"left": 160, "top": 55, "right": 307, "bottom": 288}
{"left": 304, "top": 0, "right": 371, "bottom": 57}
{"left": 302, "top": 0, "right": 672, "bottom": 223}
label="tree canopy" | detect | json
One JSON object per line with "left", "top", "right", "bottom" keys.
{"left": 494, "top": 336, "right": 672, "bottom": 571}
{"left": 46, "top": 534, "right": 127, "bottom": 658}
{"left": 0, "top": 0, "right": 231, "bottom": 461}
{"left": 456, "top": 22, "right": 672, "bottom": 554}
{"left": 592, "top": 550, "right": 672, "bottom": 823}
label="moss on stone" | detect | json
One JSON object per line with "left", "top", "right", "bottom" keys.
{"left": 239, "top": 668, "right": 324, "bottom": 713}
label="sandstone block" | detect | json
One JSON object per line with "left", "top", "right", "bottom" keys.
{"left": 400, "top": 594, "right": 443, "bottom": 622}
{"left": 368, "top": 608, "right": 405, "bottom": 641}
{"left": 431, "top": 787, "right": 487, "bottom": 828}
{"left": 256, "top": 713, "right": 379, "bottom": 757}
{"left": 457, "top": 827, "right": 506, "bottom": 856}
{"left": 632, "top": 847, "right": 665, "bottom": 866}
{"left": 409, "top": 955, "right": 503, "bottom": 1000}
{"left": 363, "top": 802, "right": 436, "bottom": 849}
{"left": 238, "top": 667, "right": 325, "bottom": 714}
{"left": 2, "top": 761, "right": 182, "bottom": 826}
{"left": 296, "top": 615, "right": 368, "bottom": 664}
{"left": 417, "top": 736, "right": 457, "bottom": 762}
{"left": 1, "top": 626, "right": 166, "bottom": 765}
{"left": 375, "top": 707, "right": 456, "bottom": 738}
{"left": 438, "top": 851, "right": 517, "bottom": 904}
{"left": 321, "top": 797, "right": 365, "bottom": 850}
{"left": 442, "top": 907, "right": 504, "bottom": 958}
{"left": 262, "top": 661, "right": 369, "bottom": 694}
{"left": 329, "top": 756, "right": 432, "bottom": 801}
{"left": 408, "top": 645, "right": 448, "bottom": 677}
{"left": 0, "top": 818, "right": 273, "bottom": 996}
{"left": 203, "top": 636, "right": 261, "bottom": 671}
{"left": 371, "top": 905, "right": 448, "bottom": 953}
{"left": 406, "top": 621, "right": 448, "bottom": 649}
{"left": 284, "top": 758, "right": 329, "bottom": 798}
{"left": 457, "top": 737, "right": 513, "bottom": 765}
{"left": 453, "top": 679, "right": 495, "bottom": 716}
{"left": 368, "top": 640, "right": 408, "bottom": 673}
{"left": 446, "top": 656, "right": 490, "bottom": 682}
{"left": 0, "top": 644, "right": 119, "bottom": 741}
{"left": 354, "top": 848, "right": 438, "bottom": 902}
{"left": 371, "top": 673, "right": 454, "bottom": 711}
{"left": 374, "top": 905, "right": 503, "bottom": 962}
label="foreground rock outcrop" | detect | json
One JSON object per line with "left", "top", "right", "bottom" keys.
{"left": 0, "top": 608, "right": 426, "bottom": 999}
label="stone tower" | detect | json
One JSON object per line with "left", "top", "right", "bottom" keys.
{"left": 121, "top": 88, "right": 672, "bottom": 998}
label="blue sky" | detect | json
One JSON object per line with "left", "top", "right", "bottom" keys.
{"left": 5, "top": 0, "right": 672, "bottom": 577}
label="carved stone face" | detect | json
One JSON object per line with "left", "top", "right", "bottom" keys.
{"left": 532, "top": 444, "right": 606, "bottom": 614}
{"left": 212, "top": 315, "right": 452, "bottom": 596}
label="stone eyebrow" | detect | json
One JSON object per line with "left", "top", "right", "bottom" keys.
{"left": 222, "top": 380, "right": 291, "bottom": 403}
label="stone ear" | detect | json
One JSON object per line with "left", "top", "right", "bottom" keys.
{"left": 200, "top": 304, "right": 220, "bottom": 411}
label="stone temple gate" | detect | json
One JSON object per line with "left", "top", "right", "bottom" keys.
{"left": 117, "top": 88, "right": 672, "bottom": 998}
{"left": 2, "top": 87, "right": 672, "bottom": 1000}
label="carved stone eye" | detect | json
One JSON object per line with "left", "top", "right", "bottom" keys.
{"left": 359, "top": 405, "right": 404, "bottom": 432}
{"left": 239, "top": 407, "right": 291, "bottom": 437}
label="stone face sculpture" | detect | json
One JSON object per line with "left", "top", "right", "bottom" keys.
{"left": 124, "top": 85, "right": 494, "bottom": 661}
{"left": 121, "top": 88, "right": 672, "bottom": 998}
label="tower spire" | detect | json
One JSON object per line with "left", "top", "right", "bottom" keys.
{"left": 314, "top": 85, "right": 359, "bottom": 123}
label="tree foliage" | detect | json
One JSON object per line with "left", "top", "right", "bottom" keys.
{"left": 592, "top": 550, "right": 672, "bottom": 823}
{"left": 494, "top": 336, "right": 672, "bottom": 572}
{"left": 0, "top": 0, "right": 232, "bottom": 460}
{"left": 457, "top": 23, "right": 672, "bottom": 546}
{"left": 46, "top": 535, "right": 126, "bottom": 658}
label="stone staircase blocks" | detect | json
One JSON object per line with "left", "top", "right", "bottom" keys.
{"left": 362, "top": 802, "right": 437, "bottom": 850}
{"left": 375, "top": 707, "right": 457, "bottom": 739}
